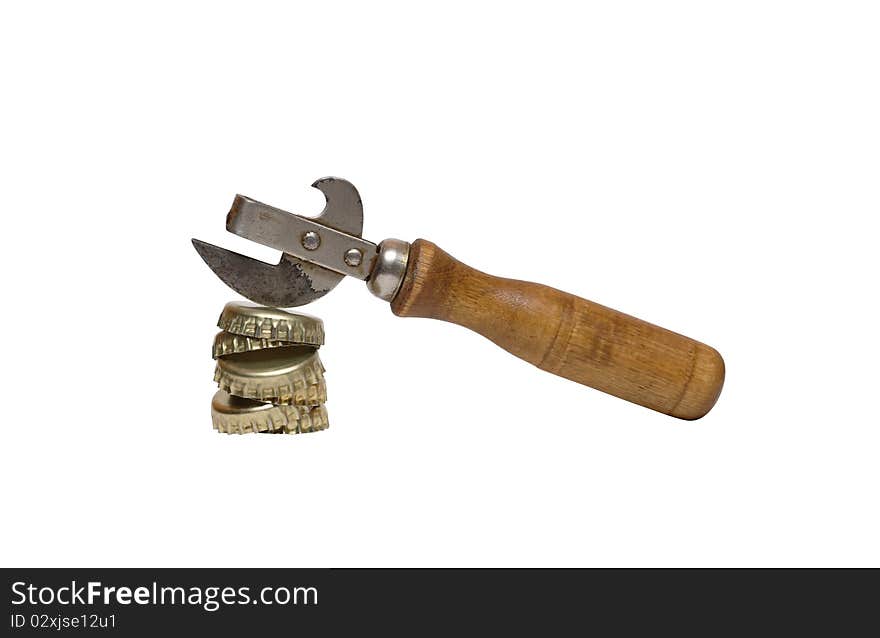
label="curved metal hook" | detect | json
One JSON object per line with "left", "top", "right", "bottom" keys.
{"left": 310, "top": 177, "right": 364, "bottom": 237}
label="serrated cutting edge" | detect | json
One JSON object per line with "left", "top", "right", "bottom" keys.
{"left": 217, "top": 301, "right": 324, "bottom": 344}
{"left": 211, "top": 391, "right": 329, "bottom": 434}
{"left": 212, "top": 331, "right": 298, "bottom": 359}
{"left": 213, "top": 347, "right": 327, "bottom": 405}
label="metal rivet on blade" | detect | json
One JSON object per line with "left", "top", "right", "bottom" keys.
{"left": 302, "top": 231, "right": 321, "bottom": 251}
{"left": 344, "top": 248, "right": 363, "bottom": 267}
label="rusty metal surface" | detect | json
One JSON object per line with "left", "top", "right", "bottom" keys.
{"left": 191, "top": 239, "right": 333, "bottom": 307}
{"left": 192, "top": 177, "right": 374, "bottom": 307}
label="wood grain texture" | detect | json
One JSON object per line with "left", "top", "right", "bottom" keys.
{"left": 391, "top": 239, "right": 724, "bottom": 420}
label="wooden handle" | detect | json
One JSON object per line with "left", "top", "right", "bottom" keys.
{"left": 390, "top": 239, "right": 724, "bottom": 420}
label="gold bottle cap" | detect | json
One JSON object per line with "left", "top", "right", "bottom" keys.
{"left": 211, "top": 390, "right": 329, "bottom": 434}
{"left": 212, "top": 331, "right": 299, "bottom": 359}
{"left": 217, "top": 301, "right": 324, "bottom": 345}
{"left": 214, "top": 346, "right": 327, "bottom": 405}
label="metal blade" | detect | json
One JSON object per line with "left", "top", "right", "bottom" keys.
{"left": 191, "top": 239, "right": 339, "bottom": 307}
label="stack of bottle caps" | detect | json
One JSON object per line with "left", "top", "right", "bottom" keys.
{"left": 210, "top": 301, "right": 329, "bottom": 435}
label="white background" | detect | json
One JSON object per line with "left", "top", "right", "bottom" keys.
{"left": 1, "top": 1, "right": 877, "bottom": 567}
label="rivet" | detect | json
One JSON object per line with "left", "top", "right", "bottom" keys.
{"left": 344, "top": 248, "right": 363, "bottom": 267}
{"left": 301, "top": 231, "right": 321, "bottom": 251}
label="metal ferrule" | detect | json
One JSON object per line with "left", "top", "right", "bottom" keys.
{"left": 366, "top": 239, "right": 410, "bottom": 302}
